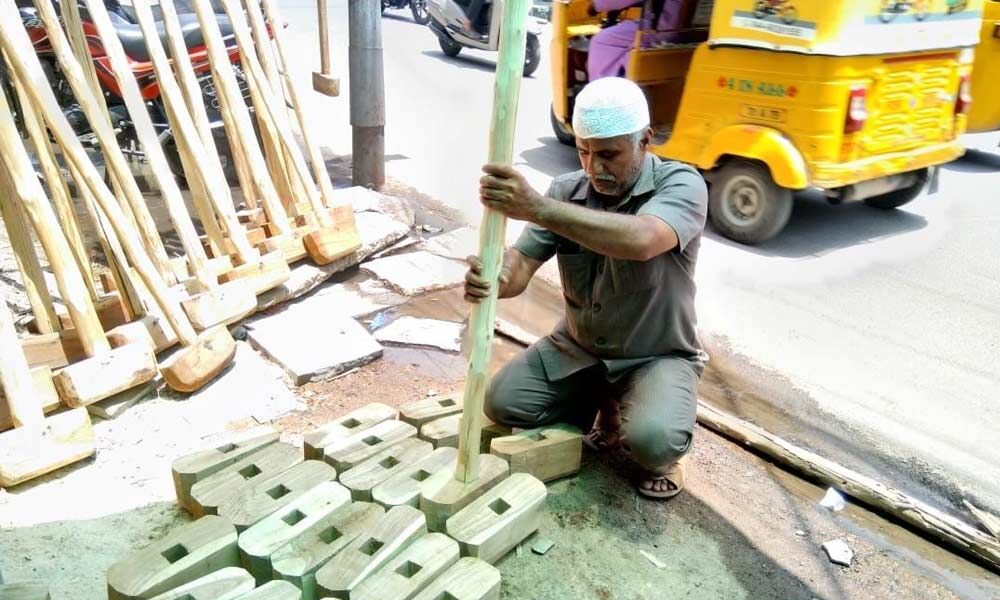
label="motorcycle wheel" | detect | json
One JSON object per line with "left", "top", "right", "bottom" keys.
{"left": 439, "top": 36, "right": 462, "bottom": 57}
{"left": 411, "top": 0, "right": 430, "bottom": 24}
{"left": 523, "top": 33, "right": 541, "bottom": 77}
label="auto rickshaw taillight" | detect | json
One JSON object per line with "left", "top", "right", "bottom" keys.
{"left": 955, "top": 74, "right": 972, "bottom": 115}
{"left": 844, "top": 87, "right": 868, "bottom": 134}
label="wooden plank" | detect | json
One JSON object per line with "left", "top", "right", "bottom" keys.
{"left": 233, "top": 580, "right": 302, "bottom": 600}
{"left": 53, "top": 343, "right": 158, "bottom": 408}
{"left": 489, "top": 424, "right": 582, "bottom": 483}
{"left": 410, "top": 557, "right": 501, "bottom": 600}
{"left": 339, "top": 438, "right": 433, "bottom": 501}
{"left": 217, "top": 251, "right": 291, "bottom": 296}
{"left": 303, "top": 403, "right": 395, "bottom": 460}
{"left": 314, "top": 505, "right": 427, "bottom": 599}
{"left": 371, "top": 447, "right": 457, "bottom": 510}
{"left": 398, "top": 393, "right": 463, "bottom": 428}
{"left": 189, "top": 442, "right": 302, "bottom": 518}
{"left": 0, "top": 582, "right": 50, "bottom": 599}
{"left": 352, "top": 533, "right": 459, "bottom": 600}
{"left": 445, "top": 473, "right": 546, "bottom": 564}
{"left": 419, "top": 454, "right": 509, "bottom": 532}
{"left": 237, "top": 481, "right": 351, "bottom": 583}
{"left": 172, "top": 428, "right": 280, "bottom": 512}
{"left": 146, "top": 567, "right": 255, "bottom": 600}
{"left": 0, "top": 407, "right": 95, "bottom": 488}
{"left": 271, "top": 502, "right": 385, "bottom": 600}
{"left": 218, "top": 460, "right": 338, "bottom": 532}
{"left": 322, "top": 420, "right": 417, "bottom": 472}
{"left": 106, "top": 515, "right": 239, "bottom": 600}
{"left": 0, "top": 367, "right": 59, "bottom": 432}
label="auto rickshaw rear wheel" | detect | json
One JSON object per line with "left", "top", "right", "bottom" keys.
{"left": 708, "top": 160, "right": 793, "bottom": 245}
{"left": 550, "top": 104, "right": 576, "bottom": 146}
{"left": 439, "top": 36, "right": 462, "bottom": 57}
{"left": 863, "top": 168, "right": 929, "bottom": 210}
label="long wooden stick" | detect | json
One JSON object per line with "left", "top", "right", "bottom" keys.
{"left": 34, "top": 0, "right": 176, "bottom": 286}
{"left": 0, "top": 164, "right": 60, "bottom": 333}
{"left": 696, "top": 401, "right": 1000, "bottom": 572}
{"left": 454, "top": 0, "right": 532, "bottom": 483}
{"left": 189, "top": 0, "right": 293, "bottom": 238}
{"left": 0, "top": 3, "right": 199, "bottom": 347}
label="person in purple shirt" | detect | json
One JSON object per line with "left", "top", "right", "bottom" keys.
{"left": 587, "top": 0, "right": 688, "bottom": 80}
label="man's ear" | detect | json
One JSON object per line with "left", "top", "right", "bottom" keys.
{"left": 641, "top": 127, "right": 653, "bottom": 148}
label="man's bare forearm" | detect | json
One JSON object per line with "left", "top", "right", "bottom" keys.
{"left": 533, "top": 197, "right": 674, "bottom": 261}
{"left": 498, "top": 247, "right": 542, "bottom": 299}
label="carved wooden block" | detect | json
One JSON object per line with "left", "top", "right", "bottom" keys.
{"left": 0, "top": 582, "right": 49, "bottom": 599}
{"left": 419, "top": 454, "right": 509, "bottom": 532}
{"left": 238, "top": 481, "right": 351, "bottom": 583}
{"left": 419, "top": 415, "right": 511, "bottom": 451}
{"left": 271, "top": 502, "right": 385, "bottom": 600}
{"left": 489, "top": 424, "right": 582, "bottom": 483}
{"left": 218, "top": 460, "right": 338, "bottom": 532}
{"left": 303, "top": 403, "right": 395, "bottom": 460}
{"left": 410, "top": 557, "right": 501, "bottom": 600}
{"left": 322, "top": 420, "right": 417, "bottom": 472}
{"left": 352, "top": 533, "right": 459, "bottom": 600}
{"left": 371, "top": 447, "right": 457, "bottom": 509}
{"left": 172, "top": 428, "right": 279, "bottom": 512}
{"left": 314, "top": 505, "right": 427, "bottom": 599}
{"left": 339, "top": 438, "right": 433, "bottom": 501}
{"left": 0, "top": 407, "right": 95, "bottom": 488}
{"left": 398, "top": 393, "right": 462, "bottom": 428}
{"left": 106, "top": 514, "right": 239, "bottom": 600}
{"left": 446, "top": 473, "right": 547, "bottom": 564}
{"left": 188, "top": 443, "right": 301, "bottom": 518}
{"left": 233, "top": 580, "right": 302, "bottom": 599}
{"left": 146, "top": 567, "right": 254, "bottom": 600}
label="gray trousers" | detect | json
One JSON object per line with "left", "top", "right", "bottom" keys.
{"left": 485, "top": 344, "right": 700, "bottom": 473}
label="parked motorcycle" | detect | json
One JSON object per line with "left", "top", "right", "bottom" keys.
{"left": 427, "top": 0, "right": 543, "bottom": 77}
{"left": 6, "top": 0, "right": 257, "bottom": 184}
{"left": 382, "top": 0, "right": 431, "bottom": 24}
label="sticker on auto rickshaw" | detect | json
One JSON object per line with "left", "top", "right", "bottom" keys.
{"left": 710, "top": 0, "right": 983, "bottom": 54}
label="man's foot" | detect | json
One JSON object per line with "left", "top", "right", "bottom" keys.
{"left": 584, "top": 427, "right": 622, "bottom": 452}
{"left": 637, "top": 459, "right": 685, "bottom": 500}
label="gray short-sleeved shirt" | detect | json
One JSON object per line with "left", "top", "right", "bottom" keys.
{"left": 514, "top": 154, "right": 709, "bottom": 381}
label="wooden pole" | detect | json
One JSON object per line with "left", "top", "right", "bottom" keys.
{"left": 696, "top": 401, "right": 1000, "bottom": 573}
{"left": 454, "top": 0, "right": 532, "bottom": 483}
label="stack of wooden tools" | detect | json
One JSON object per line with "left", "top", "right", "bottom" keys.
{"left": 0, "top": 0, "right": 362, "bottom": 486}
{"left": 126, "top": 391, "right": 581, "bottom": 600}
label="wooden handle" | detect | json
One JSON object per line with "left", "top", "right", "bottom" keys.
{"left": 0, "top": 2, "right": 199, "bottom": 346}
{"left": 258, "top": 0, "right": 341, "bottom": 210}
{"left": 189, "top": 0, "right": 292, "bottom": 235}
{"left": 33, "top": 0, "right": 176, "bottom": 285}
{"left": 454, "top": 0, "right": 532, "bottom": 483}
{"left": 243, "top": 0, "right": 283, "bottom": 91}
{"left": 0, "top": 298, "right": 44, "bottom": 429}
{"left": 0, "top": 85, "right": 110, "bottom": 357}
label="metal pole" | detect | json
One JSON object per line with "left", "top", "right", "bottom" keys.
{"left": 348, "top": 0, "right": 385, "bottom": 188}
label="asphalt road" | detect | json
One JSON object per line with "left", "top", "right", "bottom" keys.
{"left": 278, "top": 0, "right": 1000, "bottom": 514}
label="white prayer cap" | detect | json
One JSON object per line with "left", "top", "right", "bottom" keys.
{"left": 572, "top": 77, "right": 650, "bottom": 140}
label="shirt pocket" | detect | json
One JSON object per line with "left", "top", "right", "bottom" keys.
{"left": 556, "top": 251, "right": 592, "bottom": 308}
{"left": 612, "top": 258, "right": 661, "bottom": 296}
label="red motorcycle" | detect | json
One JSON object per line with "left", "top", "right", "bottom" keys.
{"left": 8, "top": 0, "right": 259, "bottom": 183}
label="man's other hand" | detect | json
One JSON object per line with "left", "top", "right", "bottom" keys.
{"left": 463, "top": 255, "right": 511, "bottom": 304}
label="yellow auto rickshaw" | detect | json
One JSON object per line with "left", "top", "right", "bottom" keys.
{"left": 550, "top": 0, "right": 982, "bottom": 244}
{"left": 967, "top": 0, "right": 1000, "bottom": 133}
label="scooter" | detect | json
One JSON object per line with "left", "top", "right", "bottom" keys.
{"left": 8, "top": 0, "right": 259, "bottom": 184}
{"left": 382, "top": 0, "right": 431, "bottom": 24}
{"left": 426, "top": 0, "right": 544, "bottom": 76}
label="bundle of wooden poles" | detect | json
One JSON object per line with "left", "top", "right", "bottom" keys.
{"left": 0, "top": 0, "right": 359, "bottom": 487}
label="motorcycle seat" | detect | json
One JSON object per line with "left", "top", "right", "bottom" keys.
{"left": 109, "top": 12, "right": 236, "bottom": 62}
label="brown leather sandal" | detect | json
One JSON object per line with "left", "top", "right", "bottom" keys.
{"left": 637, "top": 459, "right": 685, "bottom": 500}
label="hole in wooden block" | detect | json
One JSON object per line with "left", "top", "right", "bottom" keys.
{"left": 362, "top": 436, "right": 383, "bottom": 447}
{"left": 176, "top": 595, "right": 196, "bottom": 600}
{"left": 438, "top": 398, "right": 457, "bottom": 407}
{"left": 379, "top": 456, "right": 401, "bottom": 469}
{"left": 411, "top": 469, "right": 432, "bottom": 482}
{"left": 239, "top": 464, "right": 262, "bottom": 479}
{"left": 215, "top": 442, "right": 238, "bottom": 453}
{"left": 161, "top": 544, "right": 189, "bottom": 564}
{"left": 525, "top": 432, "right": 549, "bottom": 443}
{"left": 395, "top": 560, "right": 423, "bottom": 579}
{"left": 342, "top": 417, "right": 362, "bottom": 429}
{"left": 266, "top": 484, "right": 291, "bottom": 500}
{"left": 319, "top": 526, "right": 343, "bottom": 544}
{"left": 435, "top": 593, "right": 460, "bottom": 600}
{"left": 488, "top": 498, "right": 511, "bottom": 516}
{"left": 282, "top": 509, "right": 306, "bottom": 526}
{"left": 358, "top": 537, "right": 384, "bottom": 556}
